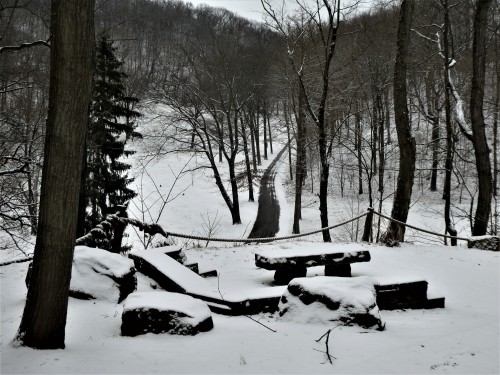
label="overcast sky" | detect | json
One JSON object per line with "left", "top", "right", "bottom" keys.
{"left": 181, "top": 0, "right": 266, "bottom": 22}
{"left": 181, "top": 1, "right": 371, "bottom": 23}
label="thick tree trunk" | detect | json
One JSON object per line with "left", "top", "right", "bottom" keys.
{"left": 470, "top": 0, "right": 493, "bottom": 236}
{"left": 15, "top": 0, "right": 95, "bottom": 349}
{"left": 382, "top": 0, "right": 416, "bottom": 244}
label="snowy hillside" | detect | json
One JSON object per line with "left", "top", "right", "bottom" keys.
{"left": 2, "top": 107, "right": 499, "bottom": 373}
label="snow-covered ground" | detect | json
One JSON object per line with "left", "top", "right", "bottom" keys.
{"left": 2, "top": 241, "right": 499, "bottom": 373}
{"left": 1, "top": 109, "right": 499, "bottom": 373}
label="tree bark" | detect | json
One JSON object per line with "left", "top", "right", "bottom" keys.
{"left": 355, "top": 101, "right": 363, "bottom": 195}
{"left": 284, "top": 101, "right": 294, "bottom": 181}
{"left": 15, "top": 0, "right": 95, "bottom": 349}
{"left": 263, "top": 106, "right": 268, "bottom": 160}
{"left": 240, "top": 118, "right": 254, "bottom": 202}
{"left": 426, "top": 71, "right": 440, "bottom": 192}
{"left": 384, "top": 88, "right": 391, "bottom": 144}
{"left": 442, "top": 0, "right": 457, "bottom": 245}
{"left": 253, "top": 110, "right": 261, "bottom": 166}
{"left": 292, "top": 88, "right": 306, "bottom": 234}
{"left": 494, "top": 32, "right": 499, "bottom": 197}
{"left": 470, "top": 0, "right": 493, "bottom": 236}
{"left": 382, "top": 0, "right": 416, "bottom": 244}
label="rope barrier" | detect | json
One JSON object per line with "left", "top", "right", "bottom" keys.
{"left": 2, "top": 207, "right": 478, "bottom": 268}
{"left": 370, "top": 208, "right": 471, "bottom": 242}
{"left": 165, "top": 211, "right": 369, "bottom": 243}
{"left": 0, "top": 255, "right": 33, "bottom": 267}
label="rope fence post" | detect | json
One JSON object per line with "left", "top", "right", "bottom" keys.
{"left": 362, "top": 207, "right": 374, "bottom": 242}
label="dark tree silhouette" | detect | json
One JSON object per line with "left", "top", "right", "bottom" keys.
{"left": 15, "top": 0, "right": 95, "bottom": 349}
{"left": 83, "top": 32, "right": 141, "bottom": 236}
{"left": 381, "top": 0, "right": 416, "bottom": 244}
{"left": 470, "top": 0, "right": 493, "bottom": 236}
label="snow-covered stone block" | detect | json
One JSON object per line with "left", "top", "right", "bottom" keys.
{"left": 70, "top": 246, "right": 136, "bottom": 303}
{"left": 278, "top": 276, "right": 385, "bottom": 330}
{"left": 121, "top": 291, "right": 214, "bottom": 336}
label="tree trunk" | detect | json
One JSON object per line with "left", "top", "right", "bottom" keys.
{"left": 268, "top": 110, "right": 273, "bottom": 154}
{"left": 241, "top": 119, "right": 254, "bottom": 202}
{"left": 284, "top": 101, "right": 294, "bottom": 181}
{"left": 76, "top": 143, "right": 88, "bottom": 239}
{"left": 318, "top": 125, "right": 332, "bottom": 242}
{"left": 15, "top": 0, "right": 95, "bottom": 349}
{"left": 253, "top": 110, "right": 261, "bottom": 166}
{"left": 382, "top": 0, "right": 416, "bottom": 244}
{"left": 470, "top": 0, "right": 493, "bottom": 236}
{"left": 384, "top": 87, "right": 391, "bottom": 144}
{"left": 494, "top": 33, "right": 499, "bottom": 197}
{"left": 426, "top": 71, "right": 440, "bottom": 192}
{"left": 371, "top": 88, "right": 378, "bottom": 176}
{"left": 442, "top": 0, "right": 457, "bottom": 245}
{"left": 377, "top": 92, "right": 385, "bottom": 193}
{"left": 263, "top": 107, "right": 268, "bottom": 160}
{"left": 356, "top": 103, "right": 363, "bottom": 194}
{"left": 228, "top": 158, "right": 242, "bottom": 224}
{"left": 292, "top": 89, "right": 306, "bottom": 234}
{"left": 249, "top": 112, "right": 258, "bottom": 174}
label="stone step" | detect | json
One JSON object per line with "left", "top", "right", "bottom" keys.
{"left": 184, "top": 262, "right": 199, "bottom": 274}
{"left": 129, "top": 248, "right": 282, "bottom": 316}
{"left": 199, "top": 269, "right": 218, "bottom": 278}
{"left": 375, "top": 280, "right": 444, "bottom": 310}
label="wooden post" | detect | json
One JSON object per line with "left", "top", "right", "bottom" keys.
{"left": 362, "top": 207, "right": 374, "bottom": 242}
{"left": 110, "top": 205, "right": 128, "bottom": 253}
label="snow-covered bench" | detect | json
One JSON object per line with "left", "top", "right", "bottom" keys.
{"left": 255, "top": 246, "right": 371, "bottom": 285}
{"left": 129, "top": 247, "right": 285, "bottom": 315}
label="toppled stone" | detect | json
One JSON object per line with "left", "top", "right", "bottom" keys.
{"left": 468, "top": 236, "right": 500, "bottom": 251}
{"left": 278, "top": 276, "right": 384, "bottom": 330}
{"left": 70, "top": 246, "right": 136, "bottom": 302}
{"left": 121, "top": 291, "right": 214, "bottom": 336}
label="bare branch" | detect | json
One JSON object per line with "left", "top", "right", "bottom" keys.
{"left": 0, "top": 38, "right": 50, "bottom": 54}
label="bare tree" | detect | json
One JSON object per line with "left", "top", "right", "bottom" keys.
{"left": 441, "top": 0, "right": 458, "bottom": 244}
{"left": 262, "top": 0, "right": 343, "bottom": 242}
{"left": 469, "top": 0, "right": 493, "bottom": 235}
{"left": 381, "top": 0, "right": 416, "bottom": 244}
{"left": 15, "top": 0, "right": 94, "bottom": 349}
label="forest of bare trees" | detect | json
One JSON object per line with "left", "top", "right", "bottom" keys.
{"left": 1, "top": 0, "right": 499, "bottom": 249}
{"left": 1, "top": 0, "right": 499, "bottom": 351}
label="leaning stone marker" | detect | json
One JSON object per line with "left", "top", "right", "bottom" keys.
{"left": 278, "top": 276, "right": 385, "bottom": 330}
{"left": 121, "top": 291, "right": 214, "bottom": 336}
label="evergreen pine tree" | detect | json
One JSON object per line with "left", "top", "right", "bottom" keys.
{"left": 84, "top": 32, "right": 141, "bottom": 236}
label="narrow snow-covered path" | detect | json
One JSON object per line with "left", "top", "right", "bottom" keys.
{"left": 248, "top": 145, "right": 288, "bottom": 239}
